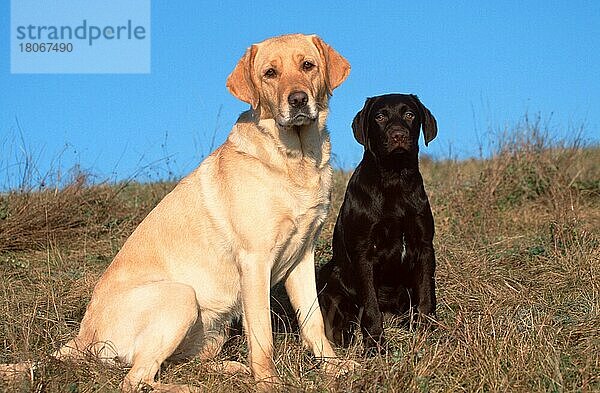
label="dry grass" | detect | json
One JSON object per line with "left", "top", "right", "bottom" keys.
{"left": 1, "top": 127, "right": 599, "bottom": 392}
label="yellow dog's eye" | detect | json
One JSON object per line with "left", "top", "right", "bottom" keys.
{"left": 302, "top": 61, "right": 315, "bottom": 71}
{"left": 404, "top": 112, "right": 415, "bottom": 120}
{"left": 264, "top": 68, "right": 277, "bottom": 78}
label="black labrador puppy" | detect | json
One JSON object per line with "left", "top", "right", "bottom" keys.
{"left": 317, "top": 94, "right": 438, "bottom": 354}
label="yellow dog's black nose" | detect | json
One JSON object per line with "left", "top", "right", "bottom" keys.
{"left": 288, "top": 91, "right": 308, "bottom": 108}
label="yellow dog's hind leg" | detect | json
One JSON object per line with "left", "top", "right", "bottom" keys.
{"left": 70, "top": 281, "right": 202, "bottom": 393}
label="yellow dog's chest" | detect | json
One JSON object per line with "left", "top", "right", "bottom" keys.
{"left": 270, "top": 167, "right": 332, "bottom": 283}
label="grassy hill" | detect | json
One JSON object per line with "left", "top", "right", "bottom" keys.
{"left": 1, "top": 130, "right": 599, "bottom": 392}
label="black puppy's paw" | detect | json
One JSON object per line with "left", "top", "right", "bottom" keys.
{"left": 412, "top": 311, "right": 437, "bottom": 331}
{"left": 362, "top": 336, "right": 387, "bottom": 357}
{"left": 417, "top": 300, "right": 436, "bottom": 317}
{"left": 363, "top": 345, "right": 386, "bottom": 357}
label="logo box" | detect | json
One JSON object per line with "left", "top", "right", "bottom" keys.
{"left": 11, "top": 0, "right": 151, "bottom": 74}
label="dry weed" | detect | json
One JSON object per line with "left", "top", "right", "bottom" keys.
{"left": 1, "top": 127, "right": 598, "bottom": 392}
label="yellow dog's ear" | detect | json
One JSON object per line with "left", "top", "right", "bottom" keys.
{"left": 312, "top": 36, "right": 351, "bottom": 95}
{"left": 226, "top": 45, "right": 259, "bottom": 109}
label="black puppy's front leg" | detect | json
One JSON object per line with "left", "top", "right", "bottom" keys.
{"left": 355, "top": 251, "right": 385, "bottom": 355}
{"left": 414, "top": 244, "right": 436, "bottom": 316}
{"left": 413, "top": 210, "right": 437, "bottom": 318}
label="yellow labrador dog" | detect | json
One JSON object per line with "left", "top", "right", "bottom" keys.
{"left": 52, "top": 34, "right": 351, "bottom": 391}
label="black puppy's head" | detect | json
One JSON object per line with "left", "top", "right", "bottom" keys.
{"left": 352, "top": 94, "right": 437, "bottom": 157}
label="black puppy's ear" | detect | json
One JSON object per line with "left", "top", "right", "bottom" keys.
{"left": 352, "top": 111, "right": 365, "bottom": 146}
{"left": 411, "top": 95, "right": 438, "bottom": 146}
{"left": 352, "top": 98, "right": 373, "bottom": 147}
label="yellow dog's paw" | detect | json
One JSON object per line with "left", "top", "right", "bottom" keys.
{"left": 321, "top": 358, "right": 360, "bottom": 377}
{"left": 206, "top": 360, "right": 251, "bottom": 375}
{"left": 254, "top": 375, "right": 284, "bottom": 392}
{"left": 0, "top": 361, "right": 35, "bottom": 384}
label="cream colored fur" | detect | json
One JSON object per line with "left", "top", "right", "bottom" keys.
{"left": 49, "top": 34, "right": 353, "bottom": 392}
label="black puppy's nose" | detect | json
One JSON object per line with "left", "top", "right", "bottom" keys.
{"left": 389, "top": 129, "right": 407, "bottom": 143}
{"left": 288, "top": 91, "right": 308, "bottom": 108}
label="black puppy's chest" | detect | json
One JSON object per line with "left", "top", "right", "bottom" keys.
{"left": 368, "top": 206, "right": 415, "bottom": 269}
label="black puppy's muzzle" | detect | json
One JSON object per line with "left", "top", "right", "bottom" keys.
{"left": 385, "top": 127, "right": 413, "bottom": 152}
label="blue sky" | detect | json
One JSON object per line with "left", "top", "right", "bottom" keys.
{"left": 1, "top": 1, "right": 599, "bottom": 189}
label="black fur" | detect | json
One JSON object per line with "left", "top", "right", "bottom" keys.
{"left": 317, "top": 94, "right": 438, "bottom": 355}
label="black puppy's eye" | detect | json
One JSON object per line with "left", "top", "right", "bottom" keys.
{"left": 404, "top": 111, "right": 415, "bottom": 120}
{"left": 374, "top": 113, "right": 387, "bottom": 122}
{"left": 264, "top": 68, "right": 277, "bottom": 78}
{"left": 302, "top": 61, "right": 315, "bottom": 71}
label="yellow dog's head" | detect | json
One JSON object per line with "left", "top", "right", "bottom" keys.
{"left": 227, "top": 34, "right": 350, "bottom": 128}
